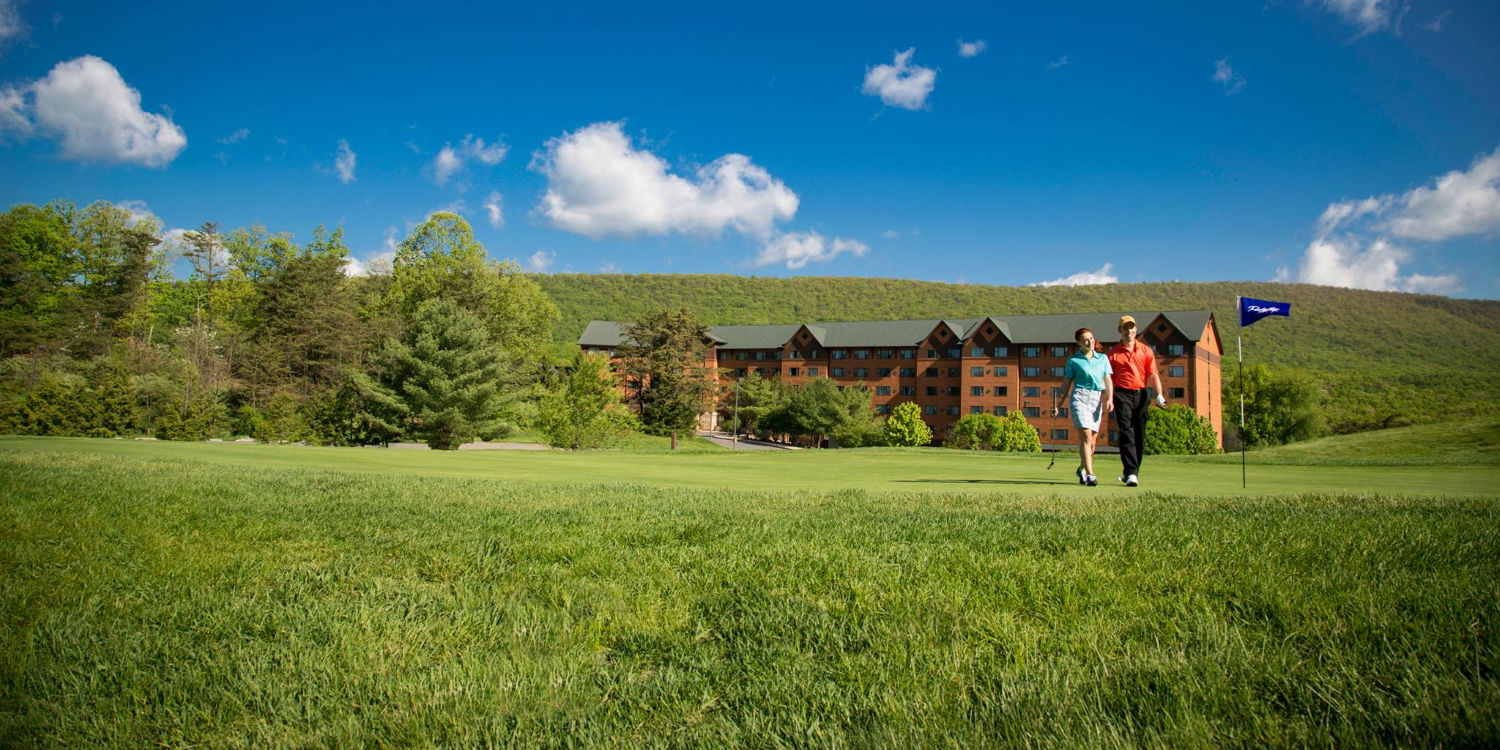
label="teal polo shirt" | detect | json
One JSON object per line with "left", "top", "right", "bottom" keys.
{"left": 1064, "top": 351, "right": 1112, "bottom": 390}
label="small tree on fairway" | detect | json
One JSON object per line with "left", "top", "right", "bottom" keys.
{"left": 616, "top": 307, "right": 716, "bottom": 435}
{"left": 949, "top": 412, "right": 1003, "bottom": 450}
{"left": 721, "top": 370, "right": 788, "bottom": 437}
{"left": 380, "top": 300, "right": 510, "bottom": 450}
{"left": 1224, "top": 364, "right": 1327, "bottom": 447}
{"left": 1145, "top": 404, "right": 1220, "bottom": 455}
{"left": 990, "top": 412, "right": 1042, "bottom": 452}
{"left": 781, "top": 377, "right": 874, "bottom": 447}
{"left": 538, "top": 351, "right": 637, "bottom": 449}
{"left": 884, "top": 401, "right": 933, "bottom": 447}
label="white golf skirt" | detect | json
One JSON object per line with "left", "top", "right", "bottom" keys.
{"left": 1071, "top": 387, "right": 1104, "bottom": 432}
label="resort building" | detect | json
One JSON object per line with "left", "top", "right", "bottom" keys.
{"left": 578, "top": 310, "right": 1223, "bottom": 448}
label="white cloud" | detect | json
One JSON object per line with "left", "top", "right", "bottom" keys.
{"left": 880, "top": 229, "right": 900, "bottom": 239}
{"left": 116, "top": 199, "right": 157, "bottom": 227}
{"left": 334, "top": 139, "right": 356, "bottom": 184}
{"left": 1047, "top": 56, "right": 1070, "bottom": 70}
{"left": 0, "top": 85, "right": 30, "bottom": 138}
{"left": 532, "top": 121, "right": 799, "bottom": 240}
{"left": 956, "top": 39, "right": 987, "bottom": 58}
{"left": 1383, "top": 146, "right": 1500, "bottom": 241}
{"left": 598, "top": 262, "right": 621, "bottom": 273}
{"left": 5, "top": 56, "right": 188, "bottom": 167}
{"left": 1422, "top": 9, "right": 1451, "bottom": 32}
{"left": 345, "top": 228, "right": 398, "bottom": 277}
{"left": 482, "top": 191, "right": 504, "bottom": 229}
{"left": 1029, "top": 263, "right": 1119, "bottom": 287}
{"left": 217, "top": 128, "right": 249, "bottom": 144}
{"left": 429, "top": 199, "right": 467, "bottom": 218}
{"left": 754, "top": 231, "right": 868, "bottom": 270}
{"left": 862, "top": 48, "right": 937, "bottom": 110}
{"left": 0, "top": 0, "right": 25, "bottom": 48}
{"left": 431, "top": 134, "right": 507, "bottom": 187}
{"left": 1281, "top": 146, "right": 1500, "bottom": 295}
{"left": 525, "top": 250, "right": 555, "bottom": 273}
{"left": 1213, "top": 57, "right": 1245, "bottom": 96}
{"left": 1316, "top": 0, "right": 1396, "bottom": 36}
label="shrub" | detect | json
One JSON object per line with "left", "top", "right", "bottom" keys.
{"left": 949, "top": 413, "right": 1003, "bottom": 450}
{"left": 883, "top": 402, "right": 933, "bottom": 447}
{"left": 991, "top": 413, "right": 1041, "bottom": 452}
{"left": 1145, "top": 404, "right": 1221, "bottom": 455}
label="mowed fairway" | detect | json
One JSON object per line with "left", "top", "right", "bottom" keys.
{"left": 2, "top": 438, "right": 1498, "bottom": 747}
{"left": 0, "top": 435, "right": 1494, "bottom": 498}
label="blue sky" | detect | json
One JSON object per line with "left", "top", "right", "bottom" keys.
{"left": 1, "top": 0, "right": 1497, "bottom": 297}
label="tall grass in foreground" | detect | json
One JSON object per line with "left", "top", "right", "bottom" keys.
{"left": 1, "top": 450, "right": 1497, "bottom": 748}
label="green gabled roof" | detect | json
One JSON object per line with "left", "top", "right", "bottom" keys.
{"left": 578, "top": 310, "right": 1216, "bottom": 349}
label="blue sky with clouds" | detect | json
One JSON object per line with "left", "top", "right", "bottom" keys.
{"left": 1, "top": 0, "right": 1497, "bottom": 297}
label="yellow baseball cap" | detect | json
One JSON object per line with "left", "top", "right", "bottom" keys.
{"left": 1118, "top": 315, "right": 1137, "bottom": 328}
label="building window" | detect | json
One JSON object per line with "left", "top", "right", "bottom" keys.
{"left": 789, "top": 350, "right": 801, "bottom": 360}
{"left": 1023, "top": 346, "right": 1041, "bottom": 357}
{"left": 900, "top": 367, "right": 916, "bottom": 377}
{"left": 1168, "top": 344, "right": 1185, "bottom": 356}
{"left": 994, "top": 346, "right": 1009, "bottom": 357}
{"left": 810, "top": 349, "right": 821, "bottom": 358}
{"left": 995, "top": 366, "right": 1008, "bottom": 377}
{"left": 1058, "top": 407, "right": 1070, "bottom": 418}
{"left": 1023, "top": 406, "right": 1041, "bottom": 418}
{"left": 1169, "top": 366, "right": 1185, "bottom": 377}
{"left": 899, "top": 386, "right": 916, "bottom": 396}
{"left": 971, "top": 347, "right": 985, "bottom": 357}
{"left": 945, "top": 348, "right": 959, "bottom": 358}
{"left": 1052, "top": 428, "right": 1069, "bottom": 440}
{"left": 875, "top": 404, "right": 891, "bottom": 414}
{"left": 1051, "top": 346, "right": 1069, "bottom": 357}
{"left": 993, "top": 406, "right": 1008, "bottom": 416}
{"left": 877, "top": 368, "right": 892, "bottom": 377}
{"left": 854, "top": 368, "right": 869, "bottom": 378}
{"left": 1051, "top": 366, "right": 1065, "bottom": 377}
{"left": 1023, "top": 367, "right": 1041, "bottom": 377}
{"left": 831, "top": 367, "right": 845, "bottom": 377}
{"left": 789, "top": 367, "right": 800, "bottom": 377}
{"left": 854, "top": 349, "right": 869, "bottom": 359}
{"left": 971, "top": 386, "right": 984, "bottom": 396}
{"left": 923, "top": 405, "right": 938, "bottom": 415}
{"left": 735, "top": 352, "right": 746, "bottom": 360}
{"left": 971, "top": 366, "right": 985, "bottom": 377}
{"left": 1052, "top": 387, "right": 1063, "bottom": 397}
{"left": 926, "top": 349, "right": 938, "bottom": 358}
{"left": 925, "top": 386, "right": 938, "bottom": 396}
{"left": 772, "top": 351, "right": 782, "bottom": 360}
{"left": 1023, "top": 387, "right": 1040, "bottom": 397}
{"left": 995, "top": 386, "right": 1008, "bottom": 397}
{"left": 756, "top": 368, "right": 769, "bottom": 376}
{"left": 832, "top": 350, "right": 847, "bottom": 360}
{"left": 877, "top": 349, "right": 893, "bottom": 359}
{"left": 947, "top": 367, "right": 960, "bottom": 377}
{"left": 946, "top": 386, "right": 960, "bottom": 397}
{"left": 901, "top": 349, "right": 916, "bottom": 359}
{"left": 876, "top": 385, "right": 891, "bottom": 396}
{"left": 755, "top": 351, "right": 767, "bottom": 360}
{"left": 947, "top": 406, "right": 960, "bottom": 416}
{"left": 735, "top": 368, "right": 747, "bottom": 378}
{"left": 1109, "top": 430, "right": 1120, "bottom": 443}
{"left": 1170, "top": 387, "right": 1185, "bottom": 399}
{"left": 808, "top": 367, "right": 820, "bottom": 377}
{"left": 925, "top": 367, "right": 939, "bottom": 377}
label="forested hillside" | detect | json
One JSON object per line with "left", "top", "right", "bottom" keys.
{"left": 537, "top": 274, "right": 1500, "bottom": 431}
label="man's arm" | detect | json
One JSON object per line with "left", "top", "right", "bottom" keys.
{"left": 1150, "top": 354, "right": 1165, "bottom": 406}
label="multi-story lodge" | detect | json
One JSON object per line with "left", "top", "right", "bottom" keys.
{"left": 578, "top": 310, "right": 1223, "bottom": 448}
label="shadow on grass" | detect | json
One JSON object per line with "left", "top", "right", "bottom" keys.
{"left": 893, "top": 478, "right": 1078, "bottom": 486}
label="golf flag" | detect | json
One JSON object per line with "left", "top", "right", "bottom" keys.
{"left": 1239, "top": 296, "right": 1291, "bottom": 328}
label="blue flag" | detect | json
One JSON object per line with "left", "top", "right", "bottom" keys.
{"left": 1239, "top": 296, "right": 1291, "bottom": 327}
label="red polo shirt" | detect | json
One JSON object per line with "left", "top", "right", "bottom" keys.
{"left": 1107, "top": 341, "right": 1157, "bottom": 390}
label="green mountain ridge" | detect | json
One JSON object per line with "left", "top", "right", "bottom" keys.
{"left": 534, "top": 275, "right": 1500, "bottom": 432}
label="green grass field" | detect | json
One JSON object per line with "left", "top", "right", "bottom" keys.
{"left": 2, "top": 434, "right": 1498, "bottom": 747}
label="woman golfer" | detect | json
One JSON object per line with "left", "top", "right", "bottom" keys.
{"left": 1054, "top": 328, "right": 1113, "bottom": 486}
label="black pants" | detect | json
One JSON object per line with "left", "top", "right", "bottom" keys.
{"left": 1114, "top": 388, "right": 1149, "bottom": 477}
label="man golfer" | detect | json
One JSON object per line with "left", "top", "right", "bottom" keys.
{"left": 1108, "top": 315, "right": 1165, "bottom": 487}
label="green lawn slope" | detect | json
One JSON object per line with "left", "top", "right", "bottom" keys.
{"left": 534, "top": 275, "right": 1500, "bottom": 431}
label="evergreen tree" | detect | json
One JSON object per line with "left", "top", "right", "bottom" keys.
{"left": 380, "top": 300, "right": 512, "bottom": 450}
{"left": 616, "top": 307, "right": 716, "bottom": 435}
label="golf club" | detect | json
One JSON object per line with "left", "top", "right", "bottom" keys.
{"left": 1046, "top": 392, "right": 1056, "bottom": 470}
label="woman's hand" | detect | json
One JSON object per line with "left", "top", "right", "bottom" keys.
{"left": 1051, "top": 406, "right": 1060, "bottom": 417}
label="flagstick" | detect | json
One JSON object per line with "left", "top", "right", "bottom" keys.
{"left": 1237, "top": 296, "right": 1246, "bottom": 489}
